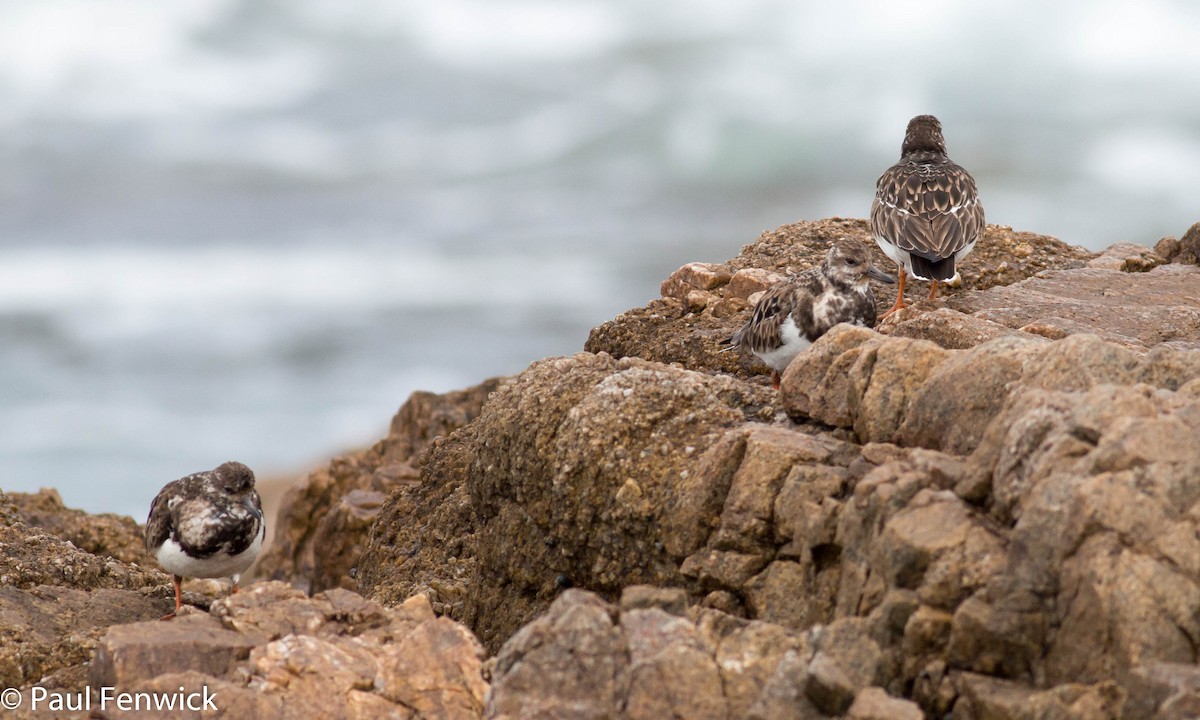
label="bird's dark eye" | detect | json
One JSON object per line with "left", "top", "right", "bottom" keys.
{"left": 845, "top": 258, "right": 858, "bottom": 266}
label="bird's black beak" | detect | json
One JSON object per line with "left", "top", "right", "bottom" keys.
{"left": 240, "top": 495, "right": 262, "bottom": 520}
{"left": 868, "top": 267, "right": 897, "bottom": 284}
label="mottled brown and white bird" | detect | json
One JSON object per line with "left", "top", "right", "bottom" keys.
{"left": 144, "top": 461, "right": 265, "bottom": 620}
{"left": 727, "top": 238, "right": 895, "bottom": 387}
{"left": 871, "top": 114, "right": 985, "bottom": 317}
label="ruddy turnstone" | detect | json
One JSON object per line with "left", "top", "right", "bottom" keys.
{"left": 727, "top": 238, "right": 895, "bottom": 387}
{"left": 144, "top": 461, "right": 265, "bottom": 620}
{"left": 871, "top": 114, "right": 985, "bottom": 317}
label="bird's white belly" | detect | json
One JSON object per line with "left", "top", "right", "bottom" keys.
{"left": 874, "top": 236, "right": 907, "bottom": 269}
{"left": 754, "top": 315, "right": 811, "bottom": 373}
{"left": 156, "top": 524, "right": 264, "bottom": 581}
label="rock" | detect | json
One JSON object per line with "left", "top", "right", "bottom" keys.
{"left": 948, "top": 264, "right": 1200, "bottom": 351}
{"left": 1125, "top": 662, "right": 1200, "bottom": 719}
{"left": 255, "top": 378, "right": 503, "bottom": 593}
{"left": 0, "top": 489, "right": 19, "bottom": 526}
{"left": 779, "top": 324, "right": 882, "bottom": 426}
{"left": 1156, "top": 221, "right": 1200, "bottom": 265}
{"left": 695, "top": 607, "right": 810, "bottom": 717}
{"left": 744, "top": 650, "right": 821, "bottom": 720}
{"left": 14, "top": 219, "right": 1200, "bottom": 719}
{"left": 943, "top": 372, "right": 1200, "bottom": 695}
{"left": 0, "top": 585, "right": 166, "bottom": 691}
{"left": 713, "top": 426, "right": 851, "bottom": 552}
{"left": 485, "top": 588, "right": 847, "bottom": 720}
{"left": 780, "top": 325, "right": 951, "bottom": 443}
{"left": 1160, "top": 693, "right": 1200, "bottom": 720}
{"left": 681, "top": 425, "right": 863, "bottom": 633}
{"left": 623, "top": 607, "right": 729, "bottom": 720}
{"left": 0, "top": 511, "right": 164, "bottom": 594}
{"left": 92, "top": 613, "right": 257, "bottom": 688}
{"left": 8, "top": 488, "right": 152, "bottom": 566}
{"left": 119, "top": 671, "right": 286, "bottom": 720}
{"left": 619, "top": 584, "right": 689, "bottom": 616}
{"left": 586, "top": 218, "right": 1091, "bottom": 382}
{"left": 852, "top": 336, "right": 951, "bottom": 444}
{"left": 359, "top": 352, "right": 778, "bottom": 650}
{"left": 486, "top": 590, "right": 627, "bottom": 720}
{"left": 895, "top": 335, "right": 1044, "bottom": 454}
{"left": 1086, "top": 242, "right": 1168, "bottom": 272}
{"left": 782, "top": 324, "right": 1200, "bottom": 460}
{"left": 804, "top": 618, "right": 882, "bottom": 715}
{"left": 660, "top": 262, "right": 734, "bottom": 299}
{"left": 946, "top": 593, "right": 1046, "bottom": 680}
{"left": 0, "top": 503, "right": 170, "bottom": 691}
{"left": 744, "top": 560, "right": 824, "bottom": 631}
{"left": 955, "top": 673, "right": 1125, "bottom": 720}
{"left": 883, "top": 307, "right": 1035, "bottom": 350}
{"left": 877, "top": 492, "right": 1005, "bottom": 610}
{"left": 209, "top": 582, "right": 398, "bottom": 643}
{"left": 727, "top": 267, "right": 786, "bottom": 300}
{"left": 376, "top": 618, "right": 488, "bottom": 719}
{"left": 847, "top": 686, "right": 923, "bottom": 720}
{"left": 85, "top": 583, "right": 486, "bottom": 720}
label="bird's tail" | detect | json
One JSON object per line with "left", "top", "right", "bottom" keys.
{"left": 908, "top": 253, "right": 957, "bottom": 281}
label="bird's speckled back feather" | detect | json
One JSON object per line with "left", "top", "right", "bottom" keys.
{"left": 144, "top": 461, "right": 263, "bottom": 560}
{"left": 730, "top": 239, "right": 884, "bottom": 358}
{"left": 870, "top": 115, "right": 984, "bottom": 279}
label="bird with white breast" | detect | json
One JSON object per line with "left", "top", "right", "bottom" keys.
{"left": 144, "top": 461, "right": 265, "bottom": 620}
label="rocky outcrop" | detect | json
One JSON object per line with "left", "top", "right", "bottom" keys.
{"left": 487, "top": 587, "right": 923, "bottom": 720}
{"left": 6, "top": 218, "right": 1200, "bottom": 720}
{"left": 585, "top": 218, "right": 1094, "bottom": 381}
{"left": 0, "top": 489, "right": 168, "bottom": 693}
{"left": 944, "top": 262, "right": 1200, "bottom": 351}
{"left": 8, "top": 488, "right": 152, "bottom": 566}
{"left": 358, "top": 353, "right": 779, "bottom": 648}
{"left": 781, "top": 327, "right": 1200, "bottom": 453}
{"left": 1155, "top": 221, "right": 1200, "bottom": 266}
{"left": 89, "top": 582, "right": 488, "bottom": 720}
{"left": 253, "top": 379, "right": 503, "bottom": 593}
{"left": 356, "top": 219, "right": 1200, "bottom": 717}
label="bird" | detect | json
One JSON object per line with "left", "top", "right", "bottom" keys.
{"left": 871, "top": 114, "right": 985, "bottom": 317}
{"left": 727, "top": 238, "right": 895, "bottom": 388}
{"left": 144, "top": 461, "right": 265, "bottom": 620}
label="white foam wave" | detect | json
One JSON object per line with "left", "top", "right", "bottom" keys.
{"left": 0, "top": 245, "right": 616, "bottom": 317}
{"left": 0, "top": 1, "right": 319, "bottom": 125}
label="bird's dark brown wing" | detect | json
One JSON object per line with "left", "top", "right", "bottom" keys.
{"left": 872, "top": 157, "right": 984, "bottom": 259}
{"left": 731, "top": 269, "right": 820, "bottom": 354}
{"left": 144, "top": 485, "right": 176, "bottom": 553}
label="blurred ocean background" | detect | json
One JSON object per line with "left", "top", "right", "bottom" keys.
{"left": 1, "top": 0, "right": 1197, "bottom": 518}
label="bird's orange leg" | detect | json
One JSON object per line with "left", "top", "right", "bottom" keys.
{"left": 771, "top": 370, "right": 781, "bottom": 390}
{"left": 880, "top": 267, "right": 908, "bottom": 319}
{"left": 928, "top": 279, "right": 939, "bottom": 301}
{"left": 160, "top": 574, "right": 183, "bottom": 621}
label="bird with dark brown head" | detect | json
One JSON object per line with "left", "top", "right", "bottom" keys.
{"left": 726, "top": 238, "right": 895, "bottom": 388}
{"left": 144, "top": 461, "right": 265, "bottom": 620}
{"left": 871, "top": 114, "right": 984, "bottom": 317}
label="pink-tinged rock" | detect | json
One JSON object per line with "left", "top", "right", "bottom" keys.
{"left": 91, "top": 613, "right": 256, "bottom": 688}
{"left": 727, "top": 268, "right": 786, "bottom": 300}
{"left": 660, "top": 262, "right": 734, "bottom": 299}
{"left": 847, "top": 686, "right": 923, "bottom": 720}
